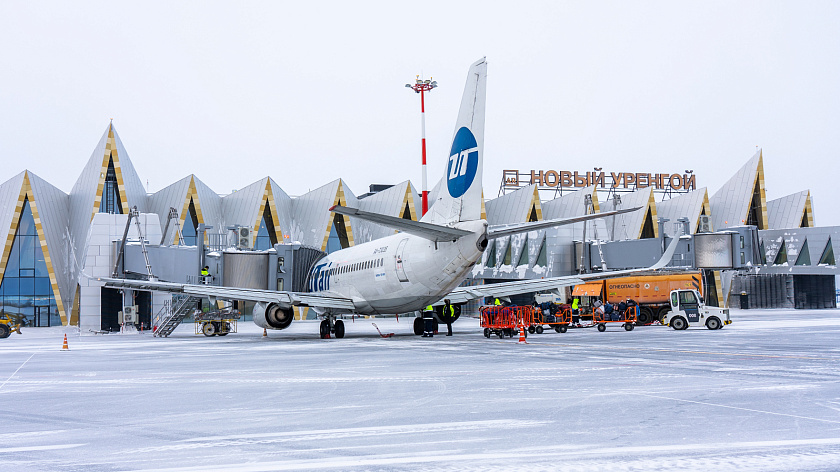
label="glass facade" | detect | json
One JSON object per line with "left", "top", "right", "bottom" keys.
{"left": 326, "top": 224, "right": 341, "bottom": 253}
{"left": 181, "top": 199, "right": 198, "bottom": 246}
{"left": 255, "top": 204, "right": 277, "bottom": 250}
{"left": 0, "top": 198, "right": 60, "bottom": 327}
{"left": 100, "top": 156, "right": 122, "bottom": 214}
{"left": 255, "top": 218, "right": 271, "bottom": 250}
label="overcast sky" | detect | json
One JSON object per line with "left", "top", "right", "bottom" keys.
{"left": 1, "top": 1, "right": 838, "bottom": 225}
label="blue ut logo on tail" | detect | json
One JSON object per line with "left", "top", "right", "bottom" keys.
{"left": 447, "top": 127, "right": 479, "bottom": 198}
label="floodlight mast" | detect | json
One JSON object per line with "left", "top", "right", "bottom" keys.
{"left": 405, "top": 75, "right": 438, "bottom": 215}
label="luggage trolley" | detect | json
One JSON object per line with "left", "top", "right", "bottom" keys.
{"left": 592, "top": 305, "right": 638, "bottom": 332}
{"left": 480, "top": 306, "right": 534, "bottom": 339}
{"left": 530, "top": 304, "right": 573, "bottom": 334}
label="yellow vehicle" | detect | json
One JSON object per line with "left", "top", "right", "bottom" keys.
{"left": 0, "top": 312, "right": 24, "bottom": 338}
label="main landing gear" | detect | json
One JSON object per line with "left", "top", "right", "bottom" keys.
{"left": 319, "top": 316, "right": 345, "bottom": 339}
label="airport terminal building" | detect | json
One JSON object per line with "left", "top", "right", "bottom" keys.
{"left": 0, "top": 123, "right": 837, "bottom": 330}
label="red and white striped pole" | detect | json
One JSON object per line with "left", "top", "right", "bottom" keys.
{"left": 407, "top": 76, "right": 438, "bottom": 215}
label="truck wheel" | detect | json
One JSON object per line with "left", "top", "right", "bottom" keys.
{"left": 657, "top": 306, "right": 671, "bottom": 322}
{"left": 484, "top": 328, "right": 490, "bottom": 338}
{"left": 705, "top": 317, "right": 721, "bottom": 330}
{"left": 528, "top": 326, "right": 535, "bottom": 334}
{"left": 559, "top": 325, "right": 568, "bottom": 333}
{"left": 497, "top": 331, "right": 504, "bottom": 339}
{"left": 535, "top": 325, "right": 544, "bottom": 334}
{"left": 624, "top": 323, "right": 634, "bottom": 331}
{"left": 597, "top": 323, "right": 606, "bottom": 332}
{"left": 413, "top": 317, "right": 424, "bottom": 336}
{"left": 671, "top": 316, "right": 687, "bottom": 331}
{"left": 0, "top": 324, "right": 10, "bottom": 338}
{"left": 637, "top": 307, "right": 652, "bottom": 325}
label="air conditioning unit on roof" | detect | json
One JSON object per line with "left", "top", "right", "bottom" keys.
{"left": 237, "top": 227, "right": 252, "bottom": 249}
{"left": 697, "top": 215, "right": 712, "bottom": 233}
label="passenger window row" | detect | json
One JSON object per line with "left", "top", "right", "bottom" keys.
{"left": 330, "top": 258, "right": 385, "bottom": 276}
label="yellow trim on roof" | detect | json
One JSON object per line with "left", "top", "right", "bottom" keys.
{"left": 91, "top": 124, "right": 131, "bottom": 220}
{"left": 321, "top": 181, "right": 355, "bottom": 252}
{"left": 0, "top": 172, "right": 68, "bottom": 325}
{"left": 253, "top": 179, "right": 285, "bottom": 246}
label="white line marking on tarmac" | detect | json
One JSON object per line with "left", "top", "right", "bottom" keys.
{"left": 5, "top": 443, "right": 86, "bottom": 453}
{"left": 0, "top": 353, "right": 34, "bottom": 392}
{"left": 122, "top": 437, "right": 840, "bottom": 471}
{"left": 635, "top": 392, "right": 840, "bottom": 424}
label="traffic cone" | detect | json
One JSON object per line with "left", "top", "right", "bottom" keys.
{"left": 263, "top": 328, "right": 267, "bottom": 337}
{"left": 61, "top": 334, "right": 69, "bottom": 351}
{"left": 518, "top": 325, "right": 527, "bottom": 344}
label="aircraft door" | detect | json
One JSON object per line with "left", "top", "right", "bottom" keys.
{"left": 395, "top": 238, "right": 409, "bottom": 282}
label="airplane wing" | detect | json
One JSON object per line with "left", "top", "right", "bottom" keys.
{"left": 443, "top": 237, "right": 680, "bottom": 305}
{"left": 330, "top": 205, "right": 471, "bottom": 242}
{"left": 98, "top": 278, "right": 356, "bottom": 310}
{"left": 487, "top": 207, "right": 641, "bottom": 239}
{"left": 331, "top": 205, "right": 642, "bottom": 243}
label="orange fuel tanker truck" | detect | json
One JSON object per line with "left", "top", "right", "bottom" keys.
{"left": 572, "top": 272, "right": 703, "bottom": 324}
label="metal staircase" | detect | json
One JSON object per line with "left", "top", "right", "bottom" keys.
{"left": 153, "top": 295, "right": 197, "bottom": 337}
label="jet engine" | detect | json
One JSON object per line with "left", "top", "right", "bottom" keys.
{"left": 253, "top": 302, "right": 294, "bottom": 330}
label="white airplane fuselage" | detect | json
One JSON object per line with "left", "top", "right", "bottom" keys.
{"left": 306, "top": 219, "right": 488, "bottom": 314}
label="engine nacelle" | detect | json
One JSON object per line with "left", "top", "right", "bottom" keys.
{"left": 253, "top": 302, "right": 294, "bottom": 330}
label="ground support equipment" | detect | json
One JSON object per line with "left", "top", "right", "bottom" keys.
{"left": 530, "top": 305, "right": 574, "bottom": 334}
{"left": 591, "top": 306, "right": 638, "bottom": 332}
{"left": 0, "top": 312, "right": 24, "bottom": 338}
{"left": 480, "top": 306, "right": 534, "bottom": 339}
{"left": 195, "top": 309, "right": 241, "bottom": 337}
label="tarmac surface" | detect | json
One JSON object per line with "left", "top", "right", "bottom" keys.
{"left": 2, "top": 308, "right": 840, "bottom": 471}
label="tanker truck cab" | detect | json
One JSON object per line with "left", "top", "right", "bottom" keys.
{"left": 662, "top": 289, "right": 731, "bottom": 330}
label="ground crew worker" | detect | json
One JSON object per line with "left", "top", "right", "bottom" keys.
{"left": 494, "top": 298, "right": 502, "bottom": 306}
{"left": 443, "top": 299, "right": 455, "bottom": 336}
{"left": 422, "top": 305, "right": 435, "bottom": 337}
{"left": 201, "top": 265, "right": 210, "bottom": 284}
{"left": 571, "top": 297, "right": 579, "bottom": 314}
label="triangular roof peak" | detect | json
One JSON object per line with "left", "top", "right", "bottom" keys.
{"left": 710, "top": 149, "right": 768, "bottom": 230}
{"left": 0, "top": 171, "right": 70, "bottom": 324}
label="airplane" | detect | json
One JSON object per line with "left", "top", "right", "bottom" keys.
{"left": 101, "top": 58, "right": 677, "bottom": 339}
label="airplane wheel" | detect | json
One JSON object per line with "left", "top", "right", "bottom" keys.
{"left": 671, "top": 316, "right": 687, "bottom": 331}
{"left": 484, "top": 328, "right": 490, "bottom": 338}
{"left": 334, "top": 320, "right": 345, "bottom": 338}
{"left": 597, "top": 323, "right": 606, "bottom": 332}
{"left": 559, "top": 325, "right": 568, "bottom": 333}
{"left": 705, "top": 317, "right": 721, "bottom": 330}
{"left": 535, "top": 326, "right": 544, "bottom": 334}
{"left": 319, "top": 320, "right": 330, "bottom": 339}
{"left": 624, "top": 323, "right": 634, "bottom": 331}
{"left": 413, "top": 317, "right": 424, "bottom": 336}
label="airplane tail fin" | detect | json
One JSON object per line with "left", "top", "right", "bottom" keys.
{"left": 421, "top": 58, "right": 487, "bottom": 225}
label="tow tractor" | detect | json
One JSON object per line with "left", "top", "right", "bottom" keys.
{"left": 661, "top": 289, "right": 731, "bottom": 330}
{"left": 0, "top": 312, "right": 24, "bottom": 338}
